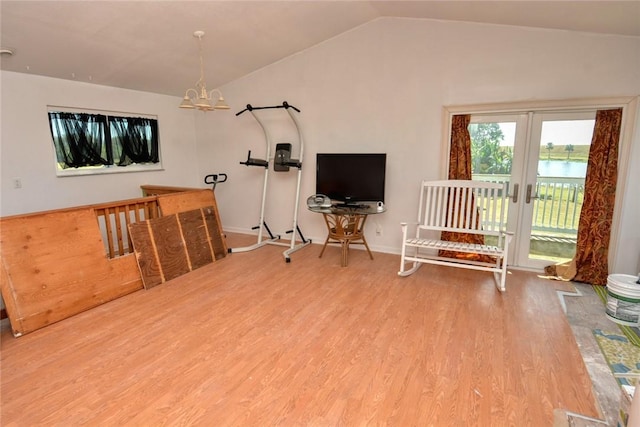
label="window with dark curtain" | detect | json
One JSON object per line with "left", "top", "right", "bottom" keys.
{"left": 48, "top": 111, "right": 159, "bottom": 172}
{"left": 109, "top": 116, "right": 159, "bottom": 166}
{"left": 48, "top": 112, "right": 111, "bottom": 169}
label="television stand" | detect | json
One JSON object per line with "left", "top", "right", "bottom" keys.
{"left": 308, "top": 204, "right": 386, "bottom": 267}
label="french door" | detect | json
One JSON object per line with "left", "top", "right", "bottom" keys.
{"left": 467, "top": 110, "right": 595, "bottom": 270}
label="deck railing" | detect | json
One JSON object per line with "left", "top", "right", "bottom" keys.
{"left": 532, "top": 176, "right": 584, "bottom": 235}
{"left": 473, "top": 174, "right": 584, "bottom": 239}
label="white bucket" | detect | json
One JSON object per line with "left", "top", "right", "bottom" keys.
{"left": 606, "top": 274, "right": 640, "bottom": 326}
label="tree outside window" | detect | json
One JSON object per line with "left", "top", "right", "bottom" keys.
{"left": 468, "top": 123, "right": 513, "bottom": 175}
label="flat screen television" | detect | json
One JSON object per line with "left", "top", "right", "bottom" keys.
{"left": 316, "top": 153, "right": 386, "bottom": 205}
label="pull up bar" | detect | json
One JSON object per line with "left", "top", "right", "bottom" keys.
{"left": 236, "top": 101, "right": 301, "bottom": 116}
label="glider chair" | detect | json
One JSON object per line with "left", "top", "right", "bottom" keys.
{"left": 319, "top": 212, "right": 373, "bottom": 267}
{"left": 398, "top": 180, "right": 513, "bottom": 291}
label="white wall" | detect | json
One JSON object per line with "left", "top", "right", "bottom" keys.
{"left": 0, "top": 72, "right": 201, "bottom": 216}
{"left": 197, "top": 17, "right": 640, "bottom": 274}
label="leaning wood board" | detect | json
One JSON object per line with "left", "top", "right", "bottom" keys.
{"left": 158, "top": 190, "right": 221, "bottom": 216}
{"left": 157, "top": 189, "right": 227, "bottom": 259}
{"left": 158, "top": 190, "right": 227, "bottom": 259}
{"left": 129, "top": 206, "right": 227, "bottom": 289}
{"left": 0, "top": 209, "right": 142, "bottom": 336}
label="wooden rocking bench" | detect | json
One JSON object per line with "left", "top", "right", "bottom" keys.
{"left": 398, "top": 180, "right": 513, "bottom": 291}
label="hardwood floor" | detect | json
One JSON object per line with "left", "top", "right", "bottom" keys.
{"left": 1, "top": 233, "right": 600, "bottom": 426}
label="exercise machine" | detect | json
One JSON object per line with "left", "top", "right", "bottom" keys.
{"left": 231, "top": 101, "right": 310, "bottom": 262}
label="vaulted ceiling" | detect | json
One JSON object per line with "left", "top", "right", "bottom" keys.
{"left": 1, "top": 1, "right": 638, "bottom": 97}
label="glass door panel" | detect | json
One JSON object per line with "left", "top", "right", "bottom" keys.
{"left": 520, "top": 112, "right": 595, "bottom": 268}
{"left": 469, "top": 114, "right": 528, "bottom": 266}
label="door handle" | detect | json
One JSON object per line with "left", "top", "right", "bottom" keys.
{"left": 526, "top": 184, "right": 539, "bottom": 204}
{"left": 508, "top": 183, "right": 519, "bottom": 203}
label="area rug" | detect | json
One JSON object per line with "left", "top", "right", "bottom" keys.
{"left": 593, "top": 329, "right": 640, "bottom": 387}
{"left": 593, "top": 285, "right": 640, "bottom": 347}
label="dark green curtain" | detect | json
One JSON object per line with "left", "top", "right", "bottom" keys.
{"left": 109, "top": 116, "right": 159, "bottom": 166}
{"left": 48, "top": 112, "right": 111, "bottom": 169}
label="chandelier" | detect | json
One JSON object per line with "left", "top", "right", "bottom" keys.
{"left": 179, "top": 31, "right": 230, "bottom": 111}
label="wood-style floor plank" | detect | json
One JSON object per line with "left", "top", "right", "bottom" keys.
{"left": 1, "top": 233, "right": 599, "bottom": 426}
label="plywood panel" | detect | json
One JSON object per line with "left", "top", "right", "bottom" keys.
{"left": 140, "top": 185, "right": 199, "bottom": 197}
{"left": 178, "top": 209, "right": 214, "bottom": 270}
{"left": 203, "top": 206, "right": 227, "bottom": 260}
{"left": 129, "top": 207, "right": 227, "bottom": 290}
{"left": 157, "top": 190, "right": 216, "bottom": 216}
{"left": 128, "top": 222, "right": 164, "bottom": 289}
{"left": 0, "top": 209, "right": 142, "bottom": 336}
{"left": 150, "top": 215, "right": 191, "bottom": 282}
{"left": 158, "top": 189, "right": 227, "bottom": 256}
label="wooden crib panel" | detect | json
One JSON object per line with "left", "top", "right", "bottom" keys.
{"left": 0, "top": 209, "right": 142, "bottom": 336}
